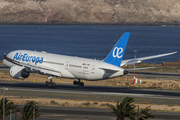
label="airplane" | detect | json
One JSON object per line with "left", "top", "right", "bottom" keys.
{"left": 3, "top": 32, "right": 177, "bottom": 87}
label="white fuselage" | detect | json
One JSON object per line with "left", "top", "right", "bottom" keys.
{"left": 3, "top": 50, "right": 125, "bottom": 80}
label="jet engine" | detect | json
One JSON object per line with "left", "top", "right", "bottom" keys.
{"left": 9, "top": 65, "right": 30, "bottom": 79}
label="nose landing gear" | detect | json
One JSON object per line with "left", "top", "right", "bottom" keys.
{"left": 73, "top": 79, "right": 84, "bottom": 87}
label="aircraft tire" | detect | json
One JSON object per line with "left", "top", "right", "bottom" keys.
{"left": 52, "top": 83, "right": 56, "bottom": 88}
{"left": 73, "top": 81, "right": 77, "bottom": 85}
{"left": 45, "top": 81, "right": 49, "bottom": 86}
{"left": 48, "top": 83, "right": 53, "bottom": 88}
{"left": 80, "top": 82, "right": 84, "bottom": 87}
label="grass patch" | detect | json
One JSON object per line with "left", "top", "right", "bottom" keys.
{"left": 93, "top": 101, "right": 98, "bottom": 105}
{"left": 50, "top": 100, "right": 58, "bottom": 105}
{"left": 83, "top": 102, "right": 91, "bottom": 106}
{"left": 100, "top": 103, "right": 106, "bottom": 106}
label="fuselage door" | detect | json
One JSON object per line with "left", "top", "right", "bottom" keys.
{"left": 91, "top": 65, "right": 95, "bottom": 74}
{"left": 65, "top": 61, "right": 69, "bottom": 70}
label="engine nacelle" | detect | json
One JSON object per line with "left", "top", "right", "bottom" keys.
{"left": 9, "top": 65, "right": 30, "bottom": 79}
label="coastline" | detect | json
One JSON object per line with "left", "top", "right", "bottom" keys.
{"left": 0, "top": 22, "right": 180, "bottom": 26}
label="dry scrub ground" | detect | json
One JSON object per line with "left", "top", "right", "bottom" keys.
{"left": 0, "top": 95, "right": 180, "bottom": 112}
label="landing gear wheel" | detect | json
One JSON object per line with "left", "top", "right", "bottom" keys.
{"left": 52, "top": 83, "right": 56, "bottom": 87}
{"left": 80, "top": 82, "right": 84, "bottom": 87}
{"left": 45, "top": 76, "right": 56, "bottom": 88}
{"left": 73, "top": 79, "right": 84, "bottom": 87}
{"left": 48, "top": 83, "right": 53, "bottom": 88}
{"left": 45, "top": 81, "right": 49, "bottom": 86}
{"left": 73, "top": 81, "right": 77, "bottom": 85}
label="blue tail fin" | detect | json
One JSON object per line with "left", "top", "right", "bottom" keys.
{"left": 103, "top": 32, "right": 130, "bottom": 67}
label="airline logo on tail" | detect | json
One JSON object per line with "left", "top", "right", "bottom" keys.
{"left": 113, "top": 47, "right": 123, "bottom": 58}
{"left": 103, "top": 32, "right": 130, "bottom": 67}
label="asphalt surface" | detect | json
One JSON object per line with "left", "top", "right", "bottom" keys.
{"left": 0, "top": 65, "right": 8, "bottom": 70}
{"left": 6, "top": 106, "right": 180, "bottom": 120}
{"left": 38, "top": 107, "right": 180, "bottom": 120}
{"left": 36, "top": 106, "right": 180, "bottom": 120}
{"left": 1, "top": 80, "right": 180, "bottom": 105}
{"left": 0, "top": 80, "right": 180, "bottom": 98}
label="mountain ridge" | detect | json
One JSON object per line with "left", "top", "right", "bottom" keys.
{"left": 0, "top": 0, "right": 180, "bottom": 25}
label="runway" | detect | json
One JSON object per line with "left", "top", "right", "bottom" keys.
{"left": 1, "top": 80, "right": 180, "bottom": 105}
{"left": 39, "top": 106, "right": 180, "bottom": 120}
{"left": 7, "top": 106, "right": 180, "bottom": 120}
{"left": 38, "top": 106, "right": 180, "bottom": 120}
{"left": 0, "top": 65, "right": 9, "bottom": 70}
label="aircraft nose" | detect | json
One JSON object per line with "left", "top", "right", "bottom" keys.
{"left": 3, "top": 52, "right": 13, "bottom": 67}
{"left": 3, "top": 53, "right": 6, "bottom": 59}
{"left": 3, "top": 58, "right": 9, "bottom": 67}
{"left": 123, "top": 70, "right": 129, "bottom": 75}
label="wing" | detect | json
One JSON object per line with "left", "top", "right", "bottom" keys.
{"left": 121, "top": 51, "right": 177, "bottom": 66}
{"left": 3, "top": 54, "right": 61, "bottom": 77}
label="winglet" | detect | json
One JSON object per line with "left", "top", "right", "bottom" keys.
{"left": 103, "top": 32, "right": 130, "bottom": 67}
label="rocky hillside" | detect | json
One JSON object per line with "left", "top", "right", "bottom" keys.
{"left": 0, "top": 0, "right": 180, "bottom": 25}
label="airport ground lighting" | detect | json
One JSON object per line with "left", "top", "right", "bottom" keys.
{"left": 3, "top": 87, "right": 8, "bottom": 120}
{"left": 133, "top": 50, "right": 138, "bottom": 84}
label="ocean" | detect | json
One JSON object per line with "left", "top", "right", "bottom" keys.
{"left": 0, "top": 25, "right": 179, "bottom": 63}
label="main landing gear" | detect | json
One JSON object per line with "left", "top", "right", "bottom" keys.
{"left": 45, "top": 76, "right": 56, "bottom": 88}
{"left": 73, "top": 79, "right": 84, "bottom": 87}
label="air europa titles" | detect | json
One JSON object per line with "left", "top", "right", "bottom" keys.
{"left": 13, "top": 53, "right": 43, "bottom": 65}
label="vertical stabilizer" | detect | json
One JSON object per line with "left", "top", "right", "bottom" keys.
{"left": 103, "top": 32, "right": 130, "bottom": 67}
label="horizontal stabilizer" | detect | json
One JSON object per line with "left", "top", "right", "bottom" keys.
{"left": 126, "top": 67, "right": 156, "bottom": 71}
{"left": 99, "top": 67, "right": 119, "bottom": 72}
